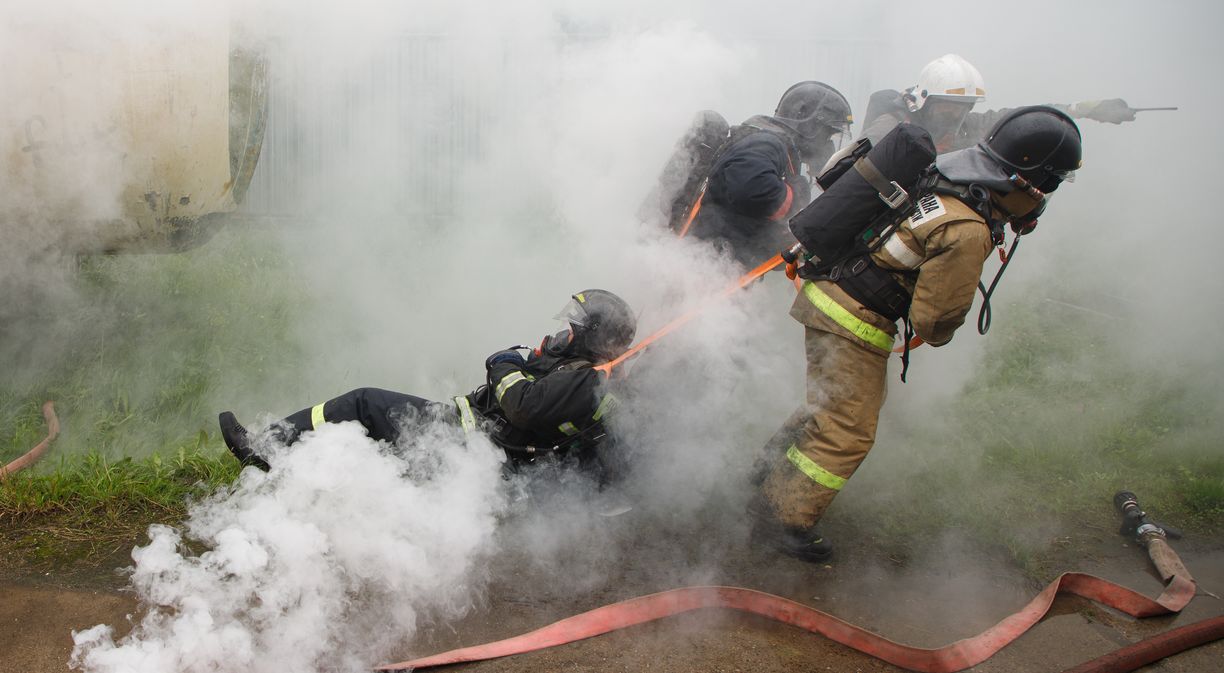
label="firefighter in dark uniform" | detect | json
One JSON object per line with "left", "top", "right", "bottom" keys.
{"left": 863, "top": 53, "right": 1137, "bottom": 153}
{"left": 680, "top": 82, "right": 854, "bottom": 268}
{"left": 752, "top": 107, "right": 1084, "bottom": 562}
{"left": 219, "top": 290, "right": 636, "bottom": 478}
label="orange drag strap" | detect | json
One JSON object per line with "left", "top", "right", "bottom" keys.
{"left": 378, "top": 542, "right": 1195, "bottom": 672}
{"left": 676, "top": 187, "right": 706, "bottom": 238}
{"left": 594, "top": 253, "right": 786, "bottom": 376}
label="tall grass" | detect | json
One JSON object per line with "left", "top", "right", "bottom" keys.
{"left": 1, "top": 225, "right": 296, "bottom": 569}
{"left": 0, "top": 224, "right": 303, "bottom": 465}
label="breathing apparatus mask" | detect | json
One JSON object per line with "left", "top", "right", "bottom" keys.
{"left": 916, "top": 97, "right": 974, "bottom": 146}
{"left": 996, "top": 187, "right": 1049, "bottom": 236}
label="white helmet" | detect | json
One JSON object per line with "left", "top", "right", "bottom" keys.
{"left": 909, "top": 54, "right": 986, "bottom": 112}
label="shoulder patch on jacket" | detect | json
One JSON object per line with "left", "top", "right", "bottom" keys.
{"left": 906, "top": 193, "right": 947, "bottom": 230}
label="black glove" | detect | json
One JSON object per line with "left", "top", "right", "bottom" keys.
{"left": 485, "top": 348, "right": 526, "bottom": 371}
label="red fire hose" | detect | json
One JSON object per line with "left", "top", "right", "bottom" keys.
{"left": 377, "top": 537, "right": 1199, "bottom": 672}
{"left": 1060, "top": 614, "right": 1224, "bottom": 673}
{"left": 0, "top": 401, "right": 59, "bottom": 478}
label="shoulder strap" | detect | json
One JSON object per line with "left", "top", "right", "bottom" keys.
{"left": 931, "top": 179, "right": 1006, "bottom": 245}
{"left": 554, "top": 357, "right": 594, "bottom": 372}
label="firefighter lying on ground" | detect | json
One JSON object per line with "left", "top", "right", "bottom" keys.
{"left": 863, "top": 53, "right": 1135, "bottom": 153}
{"left": 751, "top": 106, "right": 1084, "bottom": 562}
{"left": 219, "top": 290, "right": 636, "bottom": 483}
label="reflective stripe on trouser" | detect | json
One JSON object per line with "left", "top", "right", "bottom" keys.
{"left": 281, "top": 388, "right": 441, "bottom": 446}
{"left": 762, "top": 327, "right": 888, "bottom": 529}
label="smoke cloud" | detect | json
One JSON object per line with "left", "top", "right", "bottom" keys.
{"left": 1, "top": 0, "right": 1216, "bottom": 668}
{"left": 71, "top": 421, "right": 506, "bottom": 672}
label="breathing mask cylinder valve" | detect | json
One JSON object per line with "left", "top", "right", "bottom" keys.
{"left": 1115, "top": 490, "right": 1183, "bottom": 545}
{"left": 781, "top": 243, "right": 808, "bottom": 280}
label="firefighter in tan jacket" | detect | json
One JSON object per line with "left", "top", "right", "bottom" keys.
{"left": 754, "top": 106, "right": 1084, "bottom": 562}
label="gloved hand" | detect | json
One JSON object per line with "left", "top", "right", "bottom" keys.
{"left": 485, "top": 348, "right": 526, "bottom": 371}
{"left": 1070, "top": 98, "right": 1136, "bottom": 124}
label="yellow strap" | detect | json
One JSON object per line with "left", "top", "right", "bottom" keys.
{"left": 802, "top": 281, "right": 895, "bottom": 352}
{"left": 558, "top": 421, "right": 579, "bottom": 436}
{"left": 786, "top": 444, "right": 847, "bottom": 491}
{"left": 453, "top": 396, "right": 476, "bottom": 433}
{"left": 310, "top": 403, "right": 326, "bottom": 429}
{"left": 592, "top": 393, "right": 619, "bottom": 421}
{"left": 495, "top": 371, "right": 529, "bottom": 403}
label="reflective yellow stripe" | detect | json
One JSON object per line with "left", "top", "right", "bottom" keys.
{"left": 558, "top": 421, "right": 579, "bottom": 436}
{"left": 592, "top": 393, "right": 619, "bottom": 421}
{"left": 802, "top": 281, "right": 895, "bottom": 352}
{"left": 310, "top": 403, "right": 326, "bottom": 429}
{"left": 495, "top": 371, "right": 528, "bottom": 403}
{"left": 787, "top": 444, "right": 847, "bottom": 491}
{"left": 453, "top": 396, "right": 476, "bottom": 433}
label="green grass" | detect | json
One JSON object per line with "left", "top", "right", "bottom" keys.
{"left": 0, "top": 445, "right": 238, "bottom": 571}
{"left": 1, "top": 224, "right": 303, "bottom": 465}
{"left": 1, "top": 445, "right": 237, "bottom": 525}
{"left": 1, "top": 224, "right": 301, "bottom": 572}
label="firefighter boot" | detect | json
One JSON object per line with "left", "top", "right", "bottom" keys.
{"left": 748, "top": 495, "right": 833, "bottom": 563}
{"left": 219, "top": 412, "right": 271, "bottom": 472}
{"left": 774, "top": 525, "right": 833, "bottom": 563}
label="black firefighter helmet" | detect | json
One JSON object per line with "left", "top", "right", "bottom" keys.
{"left": 554, "top": 289, "right": 637, "bottom": 362}
{"left": 773, "top": 81, "right": 853, "bottom": 166}
{"left": 981, "top": 105, "right": 1082, "bottom": 193}
{"left": 773, "top": 81, "right": 853, "bottom": 139}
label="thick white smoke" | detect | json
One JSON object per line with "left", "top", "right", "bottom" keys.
{"left": 70, "top": 422, "right": 507, "bottom": 672}
{"left": 18, "top": 0, "right": 1220, "bottom": 668}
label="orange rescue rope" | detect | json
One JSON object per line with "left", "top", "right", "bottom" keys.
{"left": 594, "top": 253, "right": 786, "bottom": 376}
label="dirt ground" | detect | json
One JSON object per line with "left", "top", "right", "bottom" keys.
{"left": 3, "top": 512, "right": 1222, "bottom": 673}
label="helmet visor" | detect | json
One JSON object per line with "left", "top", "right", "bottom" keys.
{"left": 921, "top": 98, "right": 974, "bottom": 142}
{"left": 831, "top": 127, "right": 851, "bottom": 152}
{"left": 1033, "top": 168, "right": 1076, "bottom": 193}
{"left": 553, "top": 296, "right": 591, "bottom": 328}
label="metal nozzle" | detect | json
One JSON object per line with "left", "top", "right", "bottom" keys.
{"left": 1114, "top": 490, "right": 1182, "bottom": 542}
{"left": 1115, "top": 490, "right": 1141, "bottom": 516}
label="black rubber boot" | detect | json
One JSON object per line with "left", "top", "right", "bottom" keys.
{"left": 774, "top": 526, "right": 833, "bottom": 563}
{"left": 219, "top": 411, "right": 271, "bottom": 472}
{"left": 748, "top": 496, "right": 834, "bottom": 563}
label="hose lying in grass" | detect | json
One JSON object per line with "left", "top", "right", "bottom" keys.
{"left": 1, "top": 401, "right": 60, "bottom": 478}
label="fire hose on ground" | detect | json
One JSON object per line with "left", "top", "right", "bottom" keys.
{"left": 0, "top": 401, "right": 59, "bottom": 478}
{"left": 377, "top": 492, "right": 1218, "bottom": 672}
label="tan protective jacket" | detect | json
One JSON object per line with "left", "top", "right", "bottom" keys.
{"left": 791, "top": 192, "right": 993, "bottom": 350}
